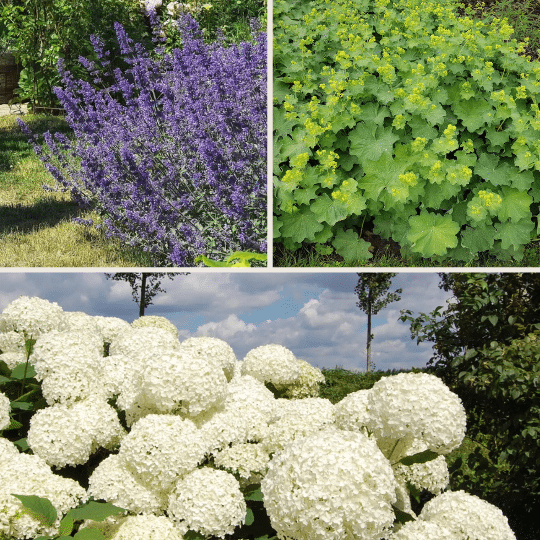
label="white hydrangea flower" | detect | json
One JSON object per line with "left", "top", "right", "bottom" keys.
{"left": 0, "top": 351, "right": 27, "bottom": 370}
{"left": 88, "top": 455, "right": 167, "bottom": 515}
{"left": 132, "top": 315, "right": 179, "bottom": 337}
{"left": 0, "top": 331, "right": 25, "bottom": 354}
{"left": 334, "top": 388, "right": 371, "bottom": 433}
{"left": 418, "top": 490, "right": 517, "bottom": 540}
{"left": 101, "top": 354, "right": 133, "bottom": 398}
{"left": 282, "top": 359, "right": 325, "bottom": 398}
{"left": 109, "top": 326, "right": 181, "bottom": 362}
{"left": 0, "top": 392, "right": 11, "bottom": 431}
{"left": 392, "top": 439, "right": 449, "bottom": 494}
{"left": 214, "top": 442, "right": 270, "bottom": 486}
{"left": 181, "top": 336, "right": 237, "bottom": 381}
{"left": 168, "top": 468, "right": 246, "bottom": 538}
{"left": 261, "top": 429, "right": 397, "bottom": 540}
{"left": 27, "top": 397, "right": 124, "bottom": 468}
{"left": 110, "top": 514, "right": 182, "bottom": 540}
{"left": 93, "top": 316, "right": 131, "bottom": 345}
{"left": 0, "top": 296, "right": 65, "bottom": 338}
{"left": 118, "top": 414, "right": 209, "bottom": 493}
{"left": 117, "top": 347, "right": 228, "bottom": 422}
{"left": 40, "top": 357, "right": 108, "bottom": 404}
{"left": 0, "top": 437, "right": 20, "bottom": 459}
{"left": 31, "top": 330, "right": 104, "bottom": 380}
{"left": 197, "top": 375, "right": 276, "bottom": 450}
{"left": 367, "top": 372, "right": 467, "bottom": 453}
{"left": 58, "top": 311, "right": 102, "bottom": 336}
{"left": 241, "top": 344, "right": 301, "bottom": 388}
{"left": 260, "top": 397, "right": 336, "bottom": 454}
{"left": 0, "top": 449, "right": 86, "bottom": 539}
{"left": 389, "top": 519, "right": 456, "bottom": 539}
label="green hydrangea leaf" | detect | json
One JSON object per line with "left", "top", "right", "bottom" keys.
{"left": 66, "top": 501, "right": 127, "bottom": 523}
{"left": 497, "top": 187, "right": 533, "bottom": 222}
{"left": 495, "top": 219, "right": 535, "bottom": 250}
{"left": 332, "top": 228, "right": 373, "bottom": 264}
{"left": 311, "top": 194, "right": 349, "bottom": 226}
{"left": 12, "top": 494, "right": 57, "bottom": 526}
{"left": 279, "top": 206, "right": 324, "bottom": 243}
{"left": 407, "top": 211, "right": 460, "bottom": 257}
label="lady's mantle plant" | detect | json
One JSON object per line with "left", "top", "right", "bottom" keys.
{"left": 20, "top": 14, "right": 267, "bottom": 266}
{"left": 0, "top": 296, "right": 517, "bottom": 540}
{"left": 274, "top": 0, "right": 540, "bottom": 263}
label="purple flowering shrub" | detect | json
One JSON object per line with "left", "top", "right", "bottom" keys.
{"left": 19, "top": 15, "right": 267, "bottom": 266}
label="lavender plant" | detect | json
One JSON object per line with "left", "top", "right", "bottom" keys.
{"left": 19, "top": 15, "right": 267, "bottom": 267}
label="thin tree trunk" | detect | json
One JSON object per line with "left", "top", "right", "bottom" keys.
{"left": 367, "top": 310, "right": 372, "bottom": 372}
{"left": 139, "top": 273, "right": 147, "bottom": 317}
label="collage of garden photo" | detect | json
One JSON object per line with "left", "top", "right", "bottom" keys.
{"left": 0, "top": 0, "right": 540, "bottom": 538}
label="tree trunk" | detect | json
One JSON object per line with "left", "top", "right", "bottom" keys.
{"left": 367, "top": 310, "right": 372, "bottom": 372}
{"left": 139, "top": 273, "right": 147, "bottom": 317}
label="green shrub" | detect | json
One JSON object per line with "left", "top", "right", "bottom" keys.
{"left": 273, "top": 0, "right": 540, "bottom": 264}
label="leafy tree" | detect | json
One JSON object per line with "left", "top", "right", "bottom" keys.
{"left": 400, "top": 272, "right": 540, "bottom": 535}
{"left": 355, "top": 273, "right": 402, "bottom": 372}
{"left": 105, "top": 272, "right": 188, "bottom": 317}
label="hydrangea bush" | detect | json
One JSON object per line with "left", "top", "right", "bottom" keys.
{"left": 0, "top": 296, "right": 517, "bottom": 540}
{"left": 19, "top": 13, "right": 267, "bottom": 267}
{"left": 274, "top": 0, "right": 540, "bottom": 263}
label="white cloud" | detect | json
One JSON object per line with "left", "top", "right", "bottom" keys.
{"left": 195, "top": 314, "right": 257, "bottom": 340}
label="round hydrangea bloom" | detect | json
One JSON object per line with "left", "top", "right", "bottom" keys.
{"left": 393, "top": 440, "right": 449, "bottom": 495}
{"left": 0, "top": 449, "right": 86, "bottom": 539}
{"left": 389, "top": 519, "right": 456, "bottom": 539}
{"left": 139, "top": 348, "right": 228, "bottom": 417}
{"left": 27, "top": 398, "right": 124, "bottom": 467}
{"left": 31, "top": 331, "right": 104, "bottom": 380}
{"left": 0, "top": 330, "right": 25, "bottom": 354}
{"left": 58, "top": 311, "right": 101, "bottom": 336}
{"left": 261, "top": 429, "right": 397, "bottom": 540}
{"left": 0, "top": 296, "right": 64, "bottom": 338}
{"left": 110, "top": 514, "right": 182, "bottom": 540}
{"left": 0, "top": 438, "right": 20, "bottom": 460}
{"left": 109, "top": 326, "right": 181, "bottom": 361}
{"left": 100, "top": 354, "right": 134, "bottom": 398}
{"left": 367, "top": 372, "right": 466, "bottom": 453}
{"left": 40, "top": 358, "right": 108, "bottom": 404}
{"left": 241, "top": 344, "right": 301, "bottom": 388}
{"left": 214, "top": 442, "right": 270, "bottom": 486}
{"left": 0, "top": 391, "right": 11, "bottom": 431}
{"left": 93, "top": 316, "right": 131, "bottom": 344}
{"left": 118, "top": 414, "right": 209, "bottom": 493}
{"left": 197, "top": 375, "right": 276, "bottom": 450}
{"left": 418, "top": 491, "right": 516, "bottom": 540}
{"left": 168, "top": 468, "right": 246, "bottom": 538}
{"left": 88, "top": 455, "right": 167, "bottom": 515}
{"left": 261, "top": 397, "right": 336, "bottom": 454}
{"left": 0, "top": 351, "right": 26, "bottom": 369}
{"left": 132, "top": 315, "right": 179, "bottom": 337}
{"left": 334, "top": 389, "right": 371, "bottom": 433}
{"left": 181, "top": 336, "right": 237, "bottom": 381}
{"left": 283, "top": 359, "right": 325, "bottom": 399}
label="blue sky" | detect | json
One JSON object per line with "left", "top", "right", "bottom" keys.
{"left": 0, "top": 271, "right": 453, "bottom": 371}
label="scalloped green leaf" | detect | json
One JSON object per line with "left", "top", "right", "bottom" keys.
{"left": 407, "top": 211, "right": 460, "bottom": 257}
{"left": 452, "top": 98, "right": 495, "bottom": 132}
{"left": 332, "top": 228, "right": 373, "bottom": 264}
{"left": 311, "top": 194, "right": 349, "bottom": 225}
{"left": 279, "top": 206, "right": 324, "bottom": 243}
{"left": 349, "top": 122, "right": 400, "bottom": 165}
{"left": 498, "top": 187, "right": 533, "bottom": 222}
{"left": 495, "top": 219, "right": 535, "bottom": 250}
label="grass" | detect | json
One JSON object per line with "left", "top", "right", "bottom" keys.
{"left": 273, "top": 240, "right": 540, "bottom": 267}
{"left": 273, "top": 0, "right": 540, "bottom": 268}
{"left": 0, "top": 114, "right": 156, "bottom": 267}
